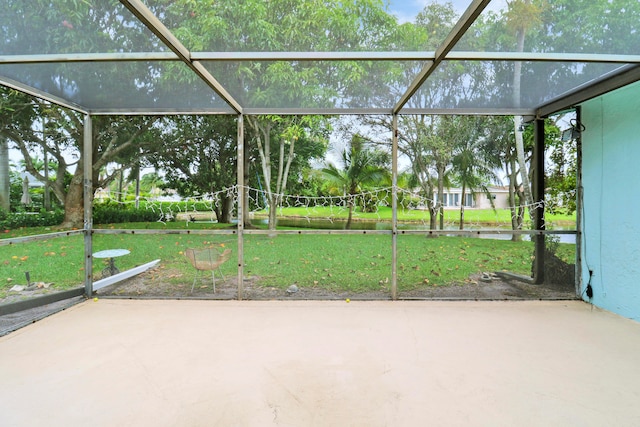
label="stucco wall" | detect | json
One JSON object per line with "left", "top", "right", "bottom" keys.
{"left": 581, "top": 80, "right": 640, "bottom": 320}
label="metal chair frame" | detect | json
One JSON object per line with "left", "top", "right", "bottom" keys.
{"left": 184, "top": 247, "right": 232, "bottom": 293}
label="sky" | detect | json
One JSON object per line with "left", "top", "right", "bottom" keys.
{"left": 388, "top": 0, "right": 507, "bottom": 23}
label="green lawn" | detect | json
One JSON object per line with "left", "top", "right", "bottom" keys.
{"left": 1, "top": 227, "right": 576, "bottom": 298}
{"left": 256, "top": 206, "right": 575, "bottom": 227}
{"left": 0, "top": 207, "right": 575, "bottom": 240}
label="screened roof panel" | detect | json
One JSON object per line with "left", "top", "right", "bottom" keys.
{"left": 407, "top": 60, "right": 630, "bottom": 111}
{"left": 149, "top": 0, "right": 411, "bottom": 53}
{"left": 453, "top": 0, "right": 640, "bottom": 55}
{"left": 0, "top": 61, "right": 232, "bottom": 112}
{"left": 201, "top": 59, "right": 422, "bottom": 110}
{"left": 0, "top": 0, "right": 638, "bottom": 115}
{"left": 0, "top": 0, "right": 168, "bottom": 55}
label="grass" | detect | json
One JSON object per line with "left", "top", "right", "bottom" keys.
{"left": 256, "top": 206, "right": 576, "bottom": 227}
{"left": 0, "top": 225, "right": 576, "bottom": 298}
{"left": 244, "top": 234, "right": 575, "bottom": 292}
{"left": 0, "top": 207, "right": 576, "bottom": 240}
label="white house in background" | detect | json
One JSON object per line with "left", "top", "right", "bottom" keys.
{"left": 435, "top": 186, "right": 510, "bottom": 209}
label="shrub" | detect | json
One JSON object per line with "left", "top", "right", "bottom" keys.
{"left": 92, "top": 203, "right": 165, "bottom": 224}
{"left": 357, "top": 193, "right": 379, "bottom": 213}
{"left": 0, "top": 209, "right": 65, "bottom": 229}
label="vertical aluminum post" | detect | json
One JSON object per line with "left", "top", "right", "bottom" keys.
{"left": 574, "top": 107, "right": 583, "bottom": 296}
{"left": 0, "top": 138, "right": 9, "bottom": 212}
{"left": 236, "top": 114, "right": 244, "bottom": 300}
{"left": 83, "top": 115, "right": 93, "bottom": 297}
{"left": 533, "top": 118, "right": 546, "bottom": 284}
{"left": 391, "top": 115, "right": 398, "bottom": 300}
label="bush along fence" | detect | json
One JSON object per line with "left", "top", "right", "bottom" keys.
{"left": 0, "top": 210, "right": 65, "bottom": 230}
{"left": 0, "top": 200, "right": 225, "bottom": 230}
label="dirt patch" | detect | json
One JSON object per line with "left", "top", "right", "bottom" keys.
{"left": 401, "top": 273, "right": 576, "bottom": 300}
{"left": 95, "top": 267, "right": 577, "bottom": 301}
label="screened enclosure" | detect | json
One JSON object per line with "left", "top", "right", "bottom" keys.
{"left": 1, "top": 0, "right": 639, "bottom": 306}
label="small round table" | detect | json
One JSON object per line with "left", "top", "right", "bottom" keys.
{"left": 93, "top": 249, "right": 130, "bottom": 278}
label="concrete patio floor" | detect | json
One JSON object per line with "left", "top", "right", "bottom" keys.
{"left": 1, "top": 299, "right": 639, "bottom": 426}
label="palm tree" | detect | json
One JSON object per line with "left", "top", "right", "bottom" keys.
{"left": 452, "top": 138, "right": 499, "bottom": 230}
{"left": 506, "top": 0, "right": 545, "bottom": 210}
{"left": 322, "top": 135, "right": 388, "bottom": 229}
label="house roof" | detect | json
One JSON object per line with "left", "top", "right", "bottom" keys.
{"left": 1, "top": 0, "right": 638, "bottom": 117}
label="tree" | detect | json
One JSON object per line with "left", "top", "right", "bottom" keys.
{"left": 451, "top": 117, "right": 500, "bottom": 229}
{"left": 0, "top": 87, "right": 161, "bottom": 227}
{"left": 399, "top": 115, "right": 439, "bottom": 230}
{"left": 322, "top": 135, "right": 388, "bottom": 229}
{"left": 481, "top": 116, "right": 529, "bottom": 240}
{"left": 149, "top": 115, "right": 238, "bottom": 223}
{"left": 248, "top": 115, "right": 329, "bottom": 231}
{"left": 0, "top": 0, "right": 176, "bottom": 227}
{"left": 164, "top": 0, "right": 398, "bottom": 230}
{"left": 505, "top": 0, "right": 545, "bottom": 211}
{"left": 542, "top": 118, "right": 572, "bottom": 213}
{"left": 363, "top": 2, "right": 492, "bottom": 230}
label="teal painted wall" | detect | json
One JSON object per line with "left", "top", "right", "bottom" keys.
{"left": 581, "top": 80, "right": 640, "bottom": 320}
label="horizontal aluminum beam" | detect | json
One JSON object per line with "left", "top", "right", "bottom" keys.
{"left": 92, "top": 229, "right": 238, "bottom": 235}
{"left": 398, "top": 108, "right": 535, "bottom": 116}
{"left": 243, "top": 108, "right": 393, "bottom": 116}
{"left": 86, "top": 107, "right": 537, "bottom": 116}
{"left": 193, "top": 51, "right": 435, "bottom": 61}
{"left": 536, "top": 64, "right": 640, "bottom": 117}
{"left": 0, "top": 52, "right": 178, "bottom": 64}
{"left": 0, "top": 229, "right": 85, "bottom": 247}
{"left": 243, "top": 229, "right": 393, "bottom": 236}
{"left": 86, "top": 228, "right": 576, "bottom": 237}
{"left": 0, "top": 76, "right": 88, "bottom": 114}
{"left": 3, "top": 51, "right": 638, "bottom": 65}
{"left": 396, "top": 229, "right": 576, "bottom": 236}
{"left": 88, "top": 108, "right": 236, "bottom": 116}
{"left": 195, "top": 51, "right": 640, "bottom": 63}
{"left": 448, "top": 52, "right": 640, "bottom": 64}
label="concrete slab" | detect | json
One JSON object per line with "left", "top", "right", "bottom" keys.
{"left": 1, "top": 300, "right": 639, "bottom": 426}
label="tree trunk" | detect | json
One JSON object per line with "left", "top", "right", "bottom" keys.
{"left": 346, "top": 199, "right": 354, "bottom": 230}
{"left": 513, "top": 28, "right": 534, "bottom": 210}
{"left": 243, "top": 136, "right": 252, "bottom": 228}
{"left": 514, "top": 115, "right": 534, "bottom": 209}
{"left": 459, "top": 182, "right": 466, "bottom": 230}
{"left": 117, "top": 168, "right": 124, "bottom": 202}
{"left": 43, "top": 149, "right": 51, "bottom": 211}
{"left": 428, "top": 194, "right": 438, "bottom": 234}
{"left": 0, "top": 137, "right": 9, "bottom": 212}
{"left": 508, "top": 158, "right": 522, "bottom": 242}
{"left": 61, "top": 171, "right": 85, "bottom": 228}
{"left": 268, "top": 193, "right": 278, "bottom": 236}
{"left": 437, "top": 165, "right": 445, "bottom": 230}
{"left": 249, "top": 117, "right": 277, "bottom": 231}
{"left": 134, "top": 164, "right": 140, "bottom": 209}
{"left": 220, "top": 194, "right": 233, "bottom": 224}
